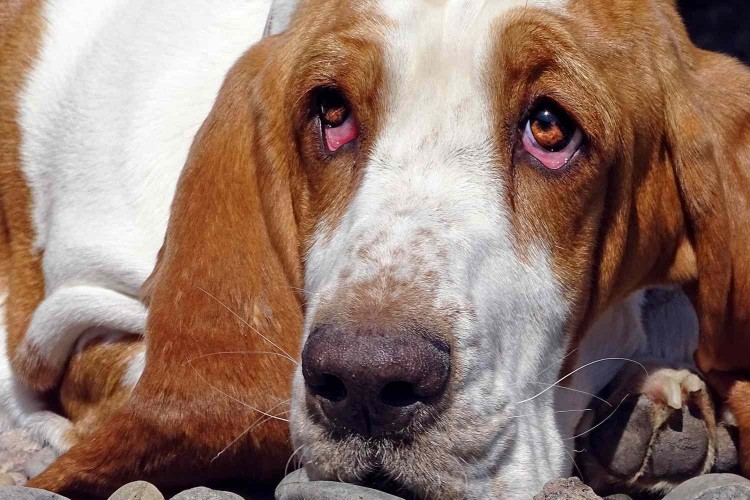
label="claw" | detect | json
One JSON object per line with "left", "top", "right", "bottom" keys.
{"left": 665, "top": 379, "right": 683, "bottom": 409}
{"left": 684, "top": 373, "right": 704, "bottom": 394}
{"left": 643, "top": 370, "right": 684, "bottom": 409}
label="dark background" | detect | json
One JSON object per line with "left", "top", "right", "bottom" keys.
{"left": 678, "top": 0, "right": 749, "bottom": 64}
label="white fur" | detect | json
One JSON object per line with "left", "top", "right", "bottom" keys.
{"left": 4, "top": 0, "right": 273, "bottom": 438}
{"left": 122, "top": 349, "right": 146, "bottom": 388}
{"left": 21, "top": 286, "right": 147, "bottom": 379}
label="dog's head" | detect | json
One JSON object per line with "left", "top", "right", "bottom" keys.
{"left": 159, "top": 0, "right": 750, "bottom": 497}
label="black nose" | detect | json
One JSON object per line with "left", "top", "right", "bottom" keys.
{"left": 301, "top": 325, "right": 450, "bottom": 437}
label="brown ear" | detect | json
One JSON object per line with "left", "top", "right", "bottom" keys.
{"left": 665, "top": 49, "right": 750, "bottom": 373}
{"left": 664, "top": 26, "right": 750, "bottom": 473}
{"left": 28, "top": 38, "right": 304, "bottom": 497}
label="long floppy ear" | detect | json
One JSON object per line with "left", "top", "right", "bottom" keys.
{"left": 663, "top": 14, "right": 750, "bottom": 475}
{"left": 28, "top": 37, "right": 304, "bottom": 497}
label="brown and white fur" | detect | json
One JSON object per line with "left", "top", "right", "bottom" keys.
{"left": 0, "top": 0, "right": 749, "bottom": 498}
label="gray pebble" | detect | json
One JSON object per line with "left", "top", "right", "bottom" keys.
{"left": 23, "top": 448, "right": 57, "bottom": 479}
{"left": 0, "top": 486, "right": 69, "bottom": 499}
{"left": 533, "top": 477, "right": 602, "bottom": 500}
{"left": 7, "top": 472, "right": 27, "bottom": 486}
{"left": 663, "top": 473, "right": 750, "bottom": 500}
{"left": 275, "top": 469, "right": 403, "bottom": 500}
{"left": 170, "top": 487, "right": 244, "bottom": 500}
{"left": 603, "top": 495, "right": 632, "bottom": 500}
{"left": 108, "top": 481, "right": 164, "bottom": 500}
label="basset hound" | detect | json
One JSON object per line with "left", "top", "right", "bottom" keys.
{"left": 0, "top": 0, "right": 749, "bottom": 498}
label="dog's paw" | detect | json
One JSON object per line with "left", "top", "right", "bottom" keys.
{"left": 577, "top": 364, "right": 723, "bottom": 496}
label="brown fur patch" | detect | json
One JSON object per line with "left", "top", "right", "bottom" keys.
{"left": 59, "top": 336, "right": 143, "bottom": 441}
{"left": 0, "top": 0, "right": 48, "bottom": 386}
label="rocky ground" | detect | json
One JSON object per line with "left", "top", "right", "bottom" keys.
{"left": 0, "top": 423, "right": 745, "bottom": 499}
{"left": 1, "top": 471, "right": 750, "bottom": 499}
{"left": 0, "top": 399, "right": 742, "bottom": 499}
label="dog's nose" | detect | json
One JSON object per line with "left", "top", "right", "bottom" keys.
{"left": 301, "top": 325, "right": 450, "bottom": 437}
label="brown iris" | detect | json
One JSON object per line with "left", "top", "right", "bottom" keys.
{"left": 318, "top": 88, "right": 350, "bottom": 128}
{"left": 529, "top": 105, "right": 576, "bottom": 152}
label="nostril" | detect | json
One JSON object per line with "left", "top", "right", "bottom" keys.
{"left": 380, "top": 381, "right": 420, "bottom": 407}
{"left": 309, "top": 373, "right": 347, "bottom": 402}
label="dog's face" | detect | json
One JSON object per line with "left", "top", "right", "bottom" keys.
{"left": 254, "top": 0, "right": 728, "bottom": 496}
{"left": 265, "top": 1, "right": 685, "bottom": 496}
{"left": 168, "top": 0, "right": 746, "bottom": 497}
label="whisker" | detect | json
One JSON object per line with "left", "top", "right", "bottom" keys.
{"left": 463, "top": 456, "right": 490, "bottom": 486}
{"left": 537, "top": 346, "right": 580, "bottom": 377}
{"left": 564, "top": 393, "right": 630, "bottom": 441}
{"left": 523, "top": 382, "right": 612, "bottom": 408}
{"left": 507, "top": 347, "right": 581, "bottom": 389}
{"left": 267, "top": 395, "right": 292, "bottom": 405}
{"left": 255, "top": 398, "right": 291, "bottom": 417}
{"left": 182, "top": 350, "right": 297, "bottom": 366}
{"left": 211, "top": 407, "right": 291, "bottom": 462}
{"left": 508, "top": 408, "right": 592, "bottom": 419}
{"left": 451, "top": 455, "right": 469, "bottom": 500}
{"left": 188, "top": 361, "right": 290, "bottom": 422}
{"left": 285, "top": 444, "right": 307, "bottom": 477}
{"left": 516, "top": 358, "right": 647, "bottom": 405}
{"left": 211, "top": 398, "right": 291, "bottom": 461}
{"left": 197, "top": 286, "right": 298, "bottom": 365}
{"left": 564, "top": 447, "right": 583, "bottom": 479}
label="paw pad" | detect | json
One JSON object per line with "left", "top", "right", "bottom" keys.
{"left": 577, "top": 365, "right": 722, "bottom": 496}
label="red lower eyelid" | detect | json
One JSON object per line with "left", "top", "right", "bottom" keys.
{"left": 325, "top": 116, "right": 358, "bottom": 152}
{"left": 522, "top": 123, "right": 580, "bottom": 170}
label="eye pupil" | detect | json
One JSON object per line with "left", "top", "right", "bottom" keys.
{"left": 319, "top": 89, "right": 349, "bottom": 128}
{"left": 323, "top": 106, "right": 347, "bottom": 127}
{"left": 530, "top": 106, "right": 574, "bottom": 152}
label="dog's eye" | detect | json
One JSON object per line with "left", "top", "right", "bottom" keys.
{"left": 522, "top": 102, "right": 583, "bottom": 170}
{"left": 318, "top": 88, "right": 358, "bottom": 152}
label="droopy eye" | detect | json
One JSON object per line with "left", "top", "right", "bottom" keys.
{"left": 521, "top": 102, "right": 583, "bottom": 170}
{"left": 318, "top": 88, "right": 359, "bottom": 152}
